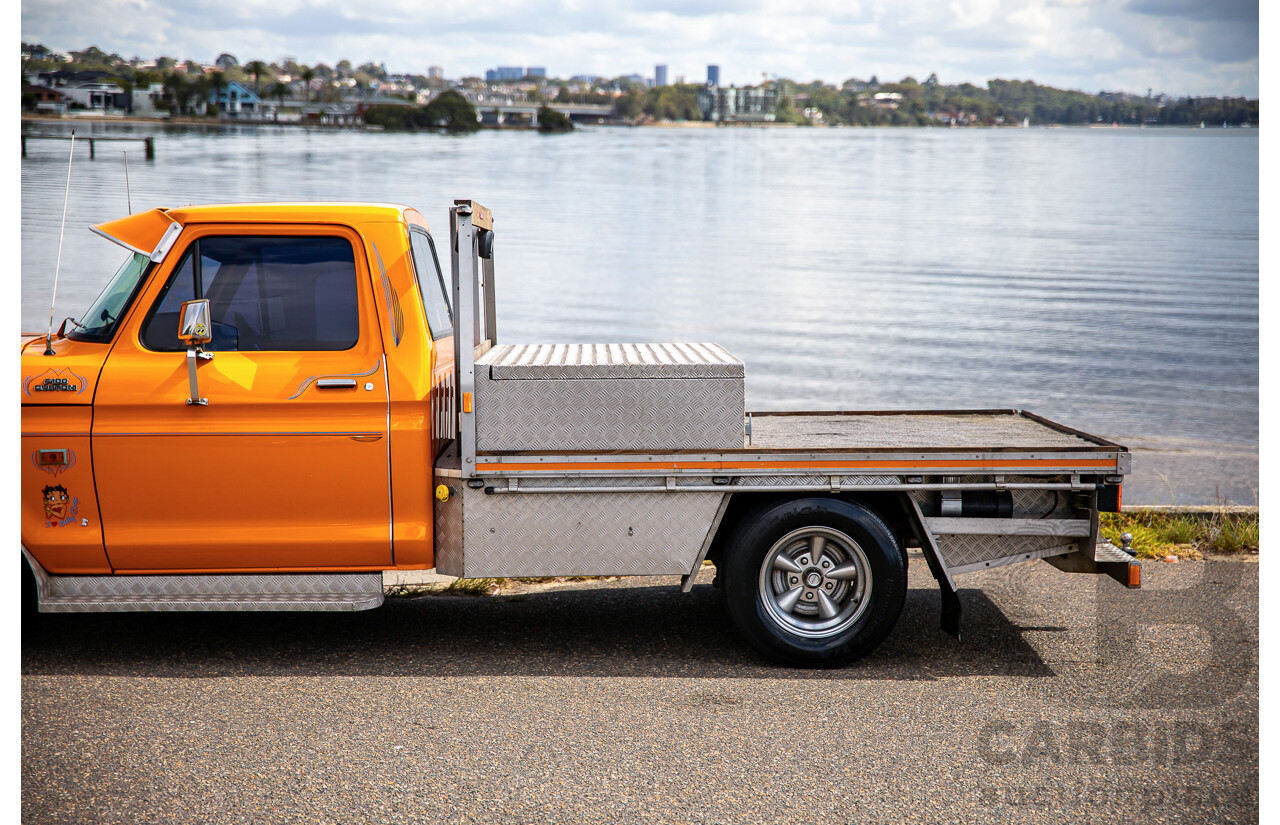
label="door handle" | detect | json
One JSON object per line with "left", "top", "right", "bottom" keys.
{"left": 316, "top": 378, "right": 357, "bottom": 389}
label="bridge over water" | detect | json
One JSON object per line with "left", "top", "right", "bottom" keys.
{"left": 472, "top": 102, "right": 616, "bottom": 124}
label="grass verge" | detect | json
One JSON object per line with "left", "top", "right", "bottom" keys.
{"left": 1100, "top": 508, "right": 1259, "bottom": 560}
{"left": 385, "top": 576, "right": 621, "bottom": 599}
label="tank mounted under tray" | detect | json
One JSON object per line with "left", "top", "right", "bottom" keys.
{"left": 474, "top": 343, "right": 745, "bottom": 452}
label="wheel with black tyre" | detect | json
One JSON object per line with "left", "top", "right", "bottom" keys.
{"left": 721, "top": 497, "right": 907, "bottom": 667}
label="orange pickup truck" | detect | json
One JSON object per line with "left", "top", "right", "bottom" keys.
{"left": 22, "top": 200, "right": 1136, "bottom": 666}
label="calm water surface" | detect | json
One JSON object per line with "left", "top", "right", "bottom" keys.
{"left": 20, "top": 123, "right": 1259, "bottom": 504}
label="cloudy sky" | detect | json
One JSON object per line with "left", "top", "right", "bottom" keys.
{"left": 21, "top": 0, "right": 1259, "bottom": 97}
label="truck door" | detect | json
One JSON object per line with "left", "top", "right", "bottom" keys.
{"left": 92, "top": 225, "right": 393, "bottom": 571}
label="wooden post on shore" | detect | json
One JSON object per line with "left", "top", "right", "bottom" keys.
{"left": 89, "top": 138, "right": 95, "bottom": 160}
{"left": 145, "top": 137, "right": 154, "bottom": 159}
{"left": 21, "top": 136, "right": 26, "bottom": 158}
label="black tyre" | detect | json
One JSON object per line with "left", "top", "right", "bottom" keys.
{"left": 721, "top": 497, "right": 907, "bottom": 667}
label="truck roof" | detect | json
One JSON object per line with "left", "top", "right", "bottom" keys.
{"left": 164, "top": 202, "right": 417, "bottom": 224}
{"left": 90, "top": 202, "right": 428, "bottom": 259}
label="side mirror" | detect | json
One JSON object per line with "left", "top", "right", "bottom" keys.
{"left": 178, "top": 299, "right": 213, "bottom": 347}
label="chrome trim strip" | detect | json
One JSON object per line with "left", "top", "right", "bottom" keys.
{"left": 475, "top": 448, "right": 1126, "bottom": 461}
{"left": 150, "top": 222, "right": 183, "bottom": 263}
{"left": 481, "top": 481, "right": 1098, "bottom": 494}
{"left": 288, "top": 361, "right": 382, "bottom": 400}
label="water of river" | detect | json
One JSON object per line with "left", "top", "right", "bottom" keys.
{"left": 20, "top": 122, "right": 1258, "bottom": 505}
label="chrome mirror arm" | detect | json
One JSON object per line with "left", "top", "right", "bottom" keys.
{"left": 185, "top": 347, "right": 211, "bottom": 406}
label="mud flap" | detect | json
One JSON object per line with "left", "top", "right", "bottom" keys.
{"left": 901, "top": 495, "right": 962, "bottom": 641}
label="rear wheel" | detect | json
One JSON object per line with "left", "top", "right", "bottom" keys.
{"left": 721, "top": 497, "right": 907, "bottom": 667}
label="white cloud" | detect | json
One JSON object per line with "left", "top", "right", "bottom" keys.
{"left": 19, "top": 0, "right": 1258, "bottom": 96}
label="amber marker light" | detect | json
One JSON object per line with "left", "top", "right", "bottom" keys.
{"left": 37, "top": 449, "right": 68, "bottom": 467}
{"left": 462, "top": 392, "right": 473, "bottom": 413}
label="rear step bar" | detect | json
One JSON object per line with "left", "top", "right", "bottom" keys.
{"left": 22, "top": 548, "right": 383, "bottom": 613}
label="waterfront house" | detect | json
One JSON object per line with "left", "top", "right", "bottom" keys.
{"left": 22, "top": 82, "right": 67, "bottom": 114}
{"left": 131, "top": 83, "right": 168, "bottom": 118}
{"left": 63, "top": 80, "right": 130, "bottom": 112}
{"left": 872, "top": 92, "right": 903, "bottom": 110}
{"left": 209, "top": 80, "right": 261, "bottom": 118}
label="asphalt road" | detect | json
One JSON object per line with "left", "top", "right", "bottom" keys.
{"left": 22, "top": 553, "right": 1258, "bottom": 824}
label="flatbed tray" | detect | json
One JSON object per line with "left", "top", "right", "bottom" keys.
{"left": 477, "top": 409, "right": 1124, "bottom": 456}
{"left": 746, "top": 410, "right": 1120, "bottom": 453}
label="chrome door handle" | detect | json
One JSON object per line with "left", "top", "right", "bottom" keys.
{"left": 316, "top": 378, "right": 357, "bottom": 389}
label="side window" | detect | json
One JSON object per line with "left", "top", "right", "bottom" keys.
{"left": 408, "top": 229, "right": 453, "bottom": 340}
{"left": 140, "top": 253, "right": 197, "bottom": 351}
{"left": 140, "top": 236, "right": 360, "bottom": 352}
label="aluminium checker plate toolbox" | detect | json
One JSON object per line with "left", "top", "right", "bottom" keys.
{"left": 473, "top": 342, "right": 745, "bottom": 452}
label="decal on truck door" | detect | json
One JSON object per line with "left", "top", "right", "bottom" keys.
{"left": 41, "top": 484, "right": 83, "bottom": 527}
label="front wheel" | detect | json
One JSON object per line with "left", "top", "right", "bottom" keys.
{"left": 721, "top": 497, "right": 907, "bottom": 667}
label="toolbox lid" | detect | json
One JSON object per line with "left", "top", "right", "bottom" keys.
{"left": 479, "top": 343, "right": 744, "bottom": 380}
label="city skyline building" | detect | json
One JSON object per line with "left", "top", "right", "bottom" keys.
{"left": 655, "top": 64, "right": 667, "bottom": 86}
{"left": 485, "top": 66, "right": 525, "bottom": 81}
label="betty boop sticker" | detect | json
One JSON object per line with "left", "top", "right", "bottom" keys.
{"left": 42, "top": 484, "right": 80, "bottom": 527}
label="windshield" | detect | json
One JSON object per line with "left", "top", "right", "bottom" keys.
{"left": 67, "top": 252, "right": 152, "bottom": 342}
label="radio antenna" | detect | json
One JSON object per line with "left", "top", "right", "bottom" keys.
{"left": 44, "top": 130, "right": 76, "bottom": 356}
{"left": 123, "top": 150, "right": 131, "bottom": 214}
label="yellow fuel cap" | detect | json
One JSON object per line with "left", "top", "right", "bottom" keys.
{"left": 435, "top": 484, "right": 451, "bottom": 502}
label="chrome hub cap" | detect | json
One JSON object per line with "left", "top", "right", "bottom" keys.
{"left": 759, "top": 526, "right": 872, "bottom": 639}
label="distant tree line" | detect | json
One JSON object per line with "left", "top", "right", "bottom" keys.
{"left": 362, "top": 91, "right": 480, "bottom": 132}
{"left": 788, "top": 75, "right": 1259, "bottom": 126}
{"left": 22, "top": 45, "right": 1258, "bottom": 127}
{"left": 613, "top": 83, "right": 705, "bottom": 121}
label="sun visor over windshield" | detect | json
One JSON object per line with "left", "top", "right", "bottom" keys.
{"left": 89, "top": 208, "right": 183, "bottom": 263}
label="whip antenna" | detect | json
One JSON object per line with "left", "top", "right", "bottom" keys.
{"left": 123, "top": 150, "right": 131, "bottom": 213}
{"left": 44, "top": 130, "right": 76, "bottom": 356}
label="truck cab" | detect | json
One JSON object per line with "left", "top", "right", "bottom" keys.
{"left": 23, "top": 203, "right": 454, "bottom": 578}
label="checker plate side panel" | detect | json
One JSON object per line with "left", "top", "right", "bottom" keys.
{"left": 435, "top": 484, "right": 726, "bottom": 578}
{"left": 33, "top": 568, "right": 383, "bottom": 612}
